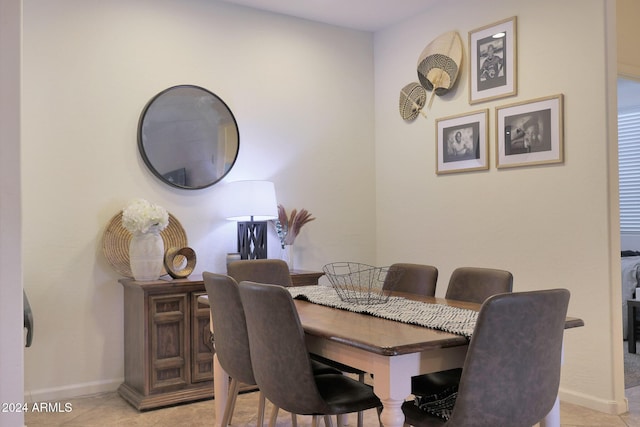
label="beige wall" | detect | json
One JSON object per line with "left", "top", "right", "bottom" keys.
{"left": 374, "top": 0, "right": 623, "bottom": 414}
{"left": 21, "top": 0, "right": 376, "bottom": 400}
{"left": 0, "top": 0, "right": 24, "bottom": 425}
{"left": 16, "top": 0, "right": 626, "bottom": 417}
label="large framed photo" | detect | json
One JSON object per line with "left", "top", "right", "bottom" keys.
{"left": 469, "top": 17, "right": 517, "bottom": 104}
{"left": 436, "top": 109, "right": 489, "bottom": 174}
{"left": 496, "top": 94, "right": 564, "bottom": 169}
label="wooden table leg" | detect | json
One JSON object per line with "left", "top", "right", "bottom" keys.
{"left": 540, "top": 342, "right": 565, "bottom": 427}
{"left": 371, "top": 355, "right": 416, "bottom": 427}
{"left": 540, "top": 395, "right": 560, "bottom": 427}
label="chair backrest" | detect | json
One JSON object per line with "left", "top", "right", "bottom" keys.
{"left": 447, "top": 289, "right": 570, "bottom": 427}
{"left": 202, "top": 272, "right": 256, "bottom": 386}
{"left": 444, "top": 267, "right": 513, "bottom": 304}
{"left": 227, "top": 259, "right": 293, "bottom": 287}
{"left": 383, "top": 263, "right": 438, "bottom": 296}
{"left": 238, "top": 281, "right": 331, "bottom": 415}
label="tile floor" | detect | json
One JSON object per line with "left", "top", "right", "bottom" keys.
{"left": 22, "top": 385, "right": 640, "bottom": 426}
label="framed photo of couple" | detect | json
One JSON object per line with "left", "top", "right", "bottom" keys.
{"left": 469, "top": 16, "right": 517, "bottom": 104}
{"left": 436, "top": 109, "right": 489, "bottom": 175}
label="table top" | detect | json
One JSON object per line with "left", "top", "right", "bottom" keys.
{"left": 199, "top": 289, "right": 584, "bottom": 357}
{"left": 295, "top": 290, "right": 583, "bottom": 357}
{"left": 294, "top": 296, "right": 473, "bottom": 356}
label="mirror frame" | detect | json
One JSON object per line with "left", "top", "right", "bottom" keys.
{"left": 137, "top": 84, "right": 240, "bottom": 190}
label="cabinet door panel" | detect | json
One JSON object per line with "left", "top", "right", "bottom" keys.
{"left": 150, "top": 294, "right": 188, "bottom": 391}
{"left": 191, "top": 292, "right": 214, "bottom": 382}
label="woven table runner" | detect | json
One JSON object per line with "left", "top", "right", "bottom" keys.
{"left": 288, "top": 285, "right": 477, "bottom": 338}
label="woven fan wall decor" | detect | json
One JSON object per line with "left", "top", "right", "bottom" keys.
{"left": 399, "top": 82, "right": 427, "bottom": 121}
{"left": 416, "top": 30, "right": 463, "bottom": 112}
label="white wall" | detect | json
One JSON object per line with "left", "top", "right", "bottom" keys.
{"left": 0, "top": 0, "right": 24, "bottom": 426}
{"left": 21, "top": 0, "right": 376, "bottom": 401}
{"left": 374, "top": 0, "right": 624, "bottom": 414}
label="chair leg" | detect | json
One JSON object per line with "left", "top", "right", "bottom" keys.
{"left": 269, "top": 405, "right": 279, "bottom": 427}
{"left": 377, "top": 406, "right": 384, "bottom": 427}
{"left": 311, "top": 415, "right": 319, "bottom": 427}
{"left": 268, "top": 405, "right": 299, "bottom": 427}
{"left": 336, "top": 414, "right": 347, "bottom": 426}
{"left": 256, "top": 391, "right": 266, "bottom": 427}
{"left": 221, "top": 378, "right": 240, "bottom": 426}
{"left": 356, "top": 372, "right": 366, "bottom": 427}
{"left": 323, "top": 415, "right": 334, "bottom": 427}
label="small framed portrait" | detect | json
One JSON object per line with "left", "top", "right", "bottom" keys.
{"left": 469, "top": 16, "right": 517, "bottom": 104}
{"left": 436, "top": 109, "right": 489, "bottom": 174}
{"left": 496, "top": 94, "right": 564, "bottom": 169}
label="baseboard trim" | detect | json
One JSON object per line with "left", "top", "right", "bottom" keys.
{"left": 24, "top": 378, "right": 123, "bottom": 403}
{"left": 24, "top": 380, "right": 629, "bottom": 418}
{"left": 559, "top": 387, "right": 629, "bottom": 415}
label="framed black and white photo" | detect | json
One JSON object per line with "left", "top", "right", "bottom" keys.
{"left": 496, "top": 94, "right": 564, "bottom": 168}
{"left": 436, "top": 109, "right": 489, "bottom": 174}
{"left": 469, "top": 17, "right": 517, "bottom": 104}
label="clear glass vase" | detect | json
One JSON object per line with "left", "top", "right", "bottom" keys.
{"left": 129, "top": 230, "right": 164, "bottom": 281}
{"left": 280, "top": 245, "right": 294, "bottom": 271}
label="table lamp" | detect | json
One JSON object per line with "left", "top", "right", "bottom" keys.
{"left": 222, "top": 180, "right": 278, "bottom": 260}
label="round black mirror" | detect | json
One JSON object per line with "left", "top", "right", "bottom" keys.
{"left": 138, "top": 85, "right": 239, "bottom": 190}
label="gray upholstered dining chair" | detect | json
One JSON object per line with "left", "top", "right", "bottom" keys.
{"left": 402, "top": 288, "right": 570, "bottom": 427}
{"left": 444, "top": 267, "right": 513, "bottom": 304}
{"left": 238, "top": 280, "right": 383, "bottom": 427}
{"left": 382, "top": 263, "right": 438, "bottom": 296}
{"left": 203, "top": 272, "right": 340, "bottom": 427}
{"left": 411, "top": 267, "right": 513, "bottom": 399}
{"left": 228, "top": 258, "right": 370, "bottom": 426}
{"left": 227, "top": 258, "right": 293, "bottom": 286}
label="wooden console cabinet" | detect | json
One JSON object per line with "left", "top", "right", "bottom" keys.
{"left": 289, "top": 269, "right": 325, "bottom": 286}
{"left": 118, "top": 276, "right": 214, "bottom": 410}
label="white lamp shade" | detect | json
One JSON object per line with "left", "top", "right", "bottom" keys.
{"left": 221, "top": 180, "right": 278, "bottom": 221}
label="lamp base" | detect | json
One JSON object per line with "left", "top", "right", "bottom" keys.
{"left": 237, "top": 221, "right": 268, "bottom": 260}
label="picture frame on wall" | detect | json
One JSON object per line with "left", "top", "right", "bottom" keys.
{"left": 496, "top": 94, "right": 564, "bottom": 169}
{"left": 469, "top": 16, "right": 517, "bottom": 104}
{"left": 436, "top": 109, "right": 489, "bottom": 174}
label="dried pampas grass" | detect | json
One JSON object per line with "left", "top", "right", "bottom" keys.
{"left": 276, "top": 204, "right": 315, "bottom": 246}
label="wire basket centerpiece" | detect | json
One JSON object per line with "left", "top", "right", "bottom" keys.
{"left": 322, "top": 262, "right": 404, "bottom": 305}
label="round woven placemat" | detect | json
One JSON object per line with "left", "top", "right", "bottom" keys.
{"left": 102, "top": 211, "right": 188, "bottom": 278}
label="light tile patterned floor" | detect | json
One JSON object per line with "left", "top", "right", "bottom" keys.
{"left": 22, "top": 386, "right": 640, "bottom": 427}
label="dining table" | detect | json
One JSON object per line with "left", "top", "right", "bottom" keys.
{"left": 200, "top": 285, "right": 583, "bottom": 427}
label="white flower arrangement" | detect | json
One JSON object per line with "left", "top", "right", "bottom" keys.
{"left": 122, "top": 199, "right": 169, "bottom": 234}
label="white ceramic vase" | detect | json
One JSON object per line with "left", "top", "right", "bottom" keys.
{"left": 129, "top": 230, "right": 164, "bottom": 281}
